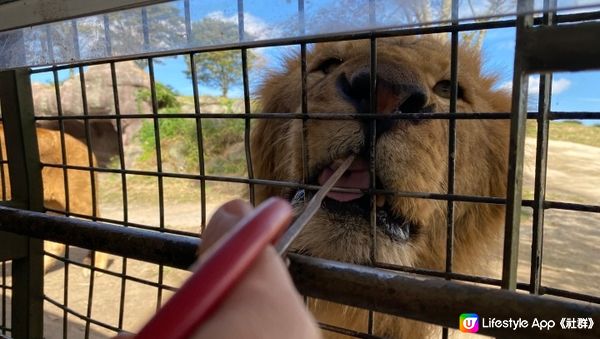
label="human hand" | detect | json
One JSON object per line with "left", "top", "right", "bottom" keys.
{"left": 117, "top": 199, "right": 321, "bottom": 339}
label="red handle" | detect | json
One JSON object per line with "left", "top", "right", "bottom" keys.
{"left": 135, "top": 197, "right": 292, "bottom": 339}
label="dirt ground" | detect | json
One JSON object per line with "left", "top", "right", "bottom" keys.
{"left": 2, "top": 138, "right": 599, "bottom": 338}
{"left": 518, "top": 138, "right": 600, "bottom": 296}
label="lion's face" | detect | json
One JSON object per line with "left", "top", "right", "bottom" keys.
{"left": 252, "top": 37, "right": 510, "bottom": 273}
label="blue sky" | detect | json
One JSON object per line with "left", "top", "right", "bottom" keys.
{"left": 30, "top": 0, "right": 600, "bottom": 125}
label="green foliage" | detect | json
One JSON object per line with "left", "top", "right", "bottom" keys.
{"left": 136, "top": 82, "right": 246, "bottom": 175}
{"left": 84, "top": 5, "right": 184, "bottom": 55}
{"left": 138, "top": 117, "right": 246, "bottom": 174}
{"left": 202, "top": 118, "right": 245, "bottom": 156}
{"left": 185, "top": 17, "right": 259, "bottom": 97}
{"left": 219, "top": 97, "right": 236, "bottom": 113}
{"left": 136, "top": 83, "right": 181, "bottom": 112}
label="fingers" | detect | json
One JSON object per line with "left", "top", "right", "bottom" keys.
{"left": 199, "top": 199, "right": 253, "bottom": 255}
{"left": 191, "top": 199, "right": 321, "bottom": 338}
{"left": 192, "top": 244, "right": 322, "bottom": 339}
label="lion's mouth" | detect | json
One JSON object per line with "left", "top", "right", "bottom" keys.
{"left": 290, "top": 157, "right": 415, "bottom": 242}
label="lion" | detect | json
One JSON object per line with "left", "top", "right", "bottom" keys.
{"left": 251, "top": 37, "right": 510, "bottom": 338}
{"left": 0, "top": 124, "right": 110, "bottom": 274}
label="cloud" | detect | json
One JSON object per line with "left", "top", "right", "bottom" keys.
{"left": 499, "top": 77, "right": 572, "bottom": 95}
{"left": 205, "top": 11, "right": 277, "bottom": 40}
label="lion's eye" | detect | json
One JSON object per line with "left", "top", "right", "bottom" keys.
{"left": 433, "top": 80, "right": 464, "bottom": 99}
{"left": 314, "top": 57, "right": 343, "bottom": 74}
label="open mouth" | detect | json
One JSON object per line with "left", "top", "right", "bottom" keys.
{"left": 290, "top": 157, "right": 415, "bottom": 242}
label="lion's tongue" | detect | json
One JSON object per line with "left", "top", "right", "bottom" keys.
{"left": 318, "top": 159, "right": 369, "bottom": 202}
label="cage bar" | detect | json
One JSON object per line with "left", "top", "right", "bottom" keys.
{"left": 238, "top": 0, "right": 256, "bottom": 205}
{"left": 530, "top": 0, "right": 557, "bottom": 296}
{"left": 501, "top": 0, "right": 534, "bottom": 291}
{"left": 189, "top": 53, "right": 208, "bottom": 231}
{"left": 0, "top": 69, "right": 44, "bottom": 339}
{"left": 109, "top": 60, "right": 132, "bottom": 331}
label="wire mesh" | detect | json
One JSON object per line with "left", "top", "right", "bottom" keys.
{"left": 0, "top": 261, "right": 10, "bottom": 337}
{"left": 0, "top": 0, "right": 598, "bottom": 338}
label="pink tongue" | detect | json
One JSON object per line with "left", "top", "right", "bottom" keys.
{"left": 318, "top": 160, "right": 370, "bottom": 202}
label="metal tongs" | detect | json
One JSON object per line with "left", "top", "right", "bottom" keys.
{"left": 135, "top": 155, "right": 356, "bottom": 339}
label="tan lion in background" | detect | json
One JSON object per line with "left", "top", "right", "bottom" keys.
{"left": 252, "top": 37, "right": 510, "bottom": 338}
{"left": 0, "top": 125, "right": 109, "bottom": 273}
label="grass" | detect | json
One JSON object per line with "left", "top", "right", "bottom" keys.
{"left": 526, "top": 120, "right": 600, "bottom": 148}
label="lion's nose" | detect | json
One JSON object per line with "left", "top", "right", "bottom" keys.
{"left": 337, "top": 67, "right": 428, "bottom": 136}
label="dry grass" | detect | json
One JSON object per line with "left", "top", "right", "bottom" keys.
{"left": 526, "top": 120, "right": 600, "bottom": 148}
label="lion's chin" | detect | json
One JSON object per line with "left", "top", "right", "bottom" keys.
{"left": 290, "top": 189, "right": 415, "bottom": 243}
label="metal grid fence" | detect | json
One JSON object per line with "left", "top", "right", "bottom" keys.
{"left": 0, "top": 108, "right": 10, "bottom": 337}
{"left": 0, "top": 0, "right": 599, "bottom": 338}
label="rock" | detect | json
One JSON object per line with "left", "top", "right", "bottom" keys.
{"left": 33, "top": 61, "right": 151, "bottom": 166}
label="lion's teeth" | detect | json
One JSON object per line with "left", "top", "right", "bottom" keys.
{"left": 376, "top": 195, "right": 386, "bottom": 207}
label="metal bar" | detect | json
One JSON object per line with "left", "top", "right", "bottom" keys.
{"left": 23, "top": 17, "right": 523, "bottom": 73}
{"left": 298, "top": 0, "right": 309, "bottom": 194}
{"left": 16, "top": 10, "right": 600, "bottom": 74}
{"left": 445, "top": 0, "right": 459, "bottom": 278}
{"left": 184, "top": 0, "right": 192, "bottom": 44}
{"left": 442, "top": 2, "right": 460, "bottom": 337}
{"left": 319, "top": 322, "right": 382, "bottom": 339}
{"left": 43, "top": 252, "right": 180, "bottom": 293}
{"left": 1, "top": 204, "right": 599, "bottom": 307}
{"left": 0, "top": 205, "right": 198, "bottom": 270}
{"left": 32, "top": 162, "right": 600, "bottom": 213}
{"left": 242, "top": 48, "right": 255, "bottom": 205}
{"left": 521, "top": 21, "right": 600, "bottom": 73}
{"left": 147, "top": 57, "right": 165, "bottom": 229}
{"left": 51, "top": 66, "right": 72, "bottom": 339}
{"left": 0, "top": 69, "right": 44, "bottom": 339}
{"left": 189, "top": 53, "right": 207, "bottom": 231}
{"left": 44, "top": 296, "right": 124, "bottom": 334}
{"left": 1, "top": 261, "right": 6, "bottom": 335}
{"left": 103, "top": 14, "right": 112, "bottom": 55}
{"left": 44, "top": 206, "right": 200, "bottom": 237}
{"left": 368, "top": 36, "right": 378, "bottom": 267}
{"left": 109, "top": 61, "right": 131, "bottom": 331}
{"left": 141, "top": 7, "right": 150, "bottom": 51}
{"left": 368, "top": 1, "right": 376, "bottom": 334}
{"left": 78, "top": 68, "right": 99, "bottom": 219}
{"left": 44, "top": 24, "right": 55, "bottom": 64}
{"left": 147, "top": 57, "right": 166, "bottom": 309}
{"left": 0, "top": 123, "right": 7, "bottom": 200}
{"left": 32, "top": 110, "right": 600, "bottom": 121}
{"left": 0, "top": 231, "right": 27, "bottom": 261}
{"left": 78, "top": 65, "right": 99, "bottom": 339}
{"left": 238, "top": 0, "right": 255, "bottom": 205}
{"left": 542, "top": 200, "right": 600, "bottom": 213}
{"left": 374, "top": 261, "right": 600, "bottom": 305}
{"left": 288, "top": 254, "right": 600, "bottom": 339}
{"left": 501, "top": 0, "right": 534, "bottom": 291}
{"left": 70, "top": 19, "right": 81, "bottom": 62}
{"left": 51, "top": 69, "right": 71, "bottom": 216}
{"left": 530, "top": 0, "right": 556, "bottom": 296}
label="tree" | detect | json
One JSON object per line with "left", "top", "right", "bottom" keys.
{"left": 77, "top": 4, "right": 185, "bottom": 60}
{"left": 283, "top": 0, "right": 515, "bottom": 50}
{"left": 185, "top": 17, "right": 260, "bottom": 98}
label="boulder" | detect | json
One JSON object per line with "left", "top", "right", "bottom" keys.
{"left": 33, "top": 61, "right": 151, "bottom": 166}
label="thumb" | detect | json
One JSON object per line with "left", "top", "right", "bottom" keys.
{"left": 199, "top": 199, "right": 253, "bottom": 255}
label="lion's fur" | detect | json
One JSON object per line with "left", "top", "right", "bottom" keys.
{"left": 251, "top": 37, "right": 510, "bottom": 338}
{"left": 0, "top": 125, "right": 109, "bottom": 273}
